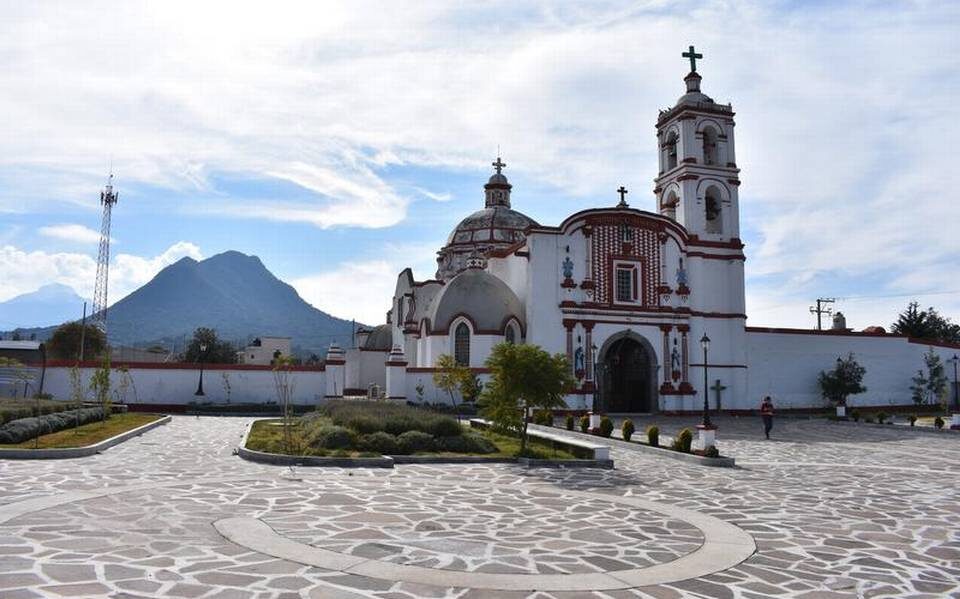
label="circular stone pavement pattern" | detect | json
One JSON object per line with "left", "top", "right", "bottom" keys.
{"left": 1, "top": 415, "right": 958, "bottom": 598}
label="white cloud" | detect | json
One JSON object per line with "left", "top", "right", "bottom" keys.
{"left": 1, "top": 2, "right": 958, "bottom": 324}
{"left": 0, "top": 241, "right": 202, "bottom": 304}
{"left": 292, "top": 261, "right": 396, "bottom": 325}
{"left": 38, "top": 223, "right": 104, "bottom": 244}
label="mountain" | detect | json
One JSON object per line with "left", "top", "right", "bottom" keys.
{"left": 0, "top": 283, "right": 87, "bottom": 329}
{"left": 3, "top": 252, "right": 359, "bottom": 355}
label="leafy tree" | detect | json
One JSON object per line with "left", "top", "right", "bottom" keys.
{"left": 910, "top": 347, "right": 948, "bottom": 407}
{"left": 817, "top": 353, "right": 867, "bottom": 406}
{"left": 479, "top": 343, "right": 574, "bottom": 454}
{"left": 892, "top": 302, "right": 960, "bottom": 344}
{"left": 181, "top": 327, "right": 238, "bottom": 364}
{"left": 433, "top": 354, "right": 471, "bottom": 421}
{"left": 46, "top": 322, "right": 106, "bottom": 361}
{"left": 460, "top": 373, "right": 483, "bottom": 404}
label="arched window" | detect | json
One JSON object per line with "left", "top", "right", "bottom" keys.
{"left": 662, "top": 190, "right": 678, "bottom": 220}
{"left": 665, "top": 132, "right": 678, "bottom": 170}
{"left": 454, "top": 322, "right": 470, "bottom": 366}
{"left": 702, "top": 127, "right": 718, "bottom": 165}
{"left": 505, "top": 324, "right": 516, "bottom": 344}
{"left": 705, "top": 187, "right": 722, "bottom": 234}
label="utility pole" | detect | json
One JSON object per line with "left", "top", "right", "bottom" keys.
{"left": 809, "top": 298, "right": 835, "bottom": 331}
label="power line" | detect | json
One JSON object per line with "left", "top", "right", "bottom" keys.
{"left": 809, "top": 297, "right": 835, "bottom": 331}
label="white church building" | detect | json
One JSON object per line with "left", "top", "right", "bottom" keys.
{"left": 333, "top": 61, "right": 959, "bottom": 414}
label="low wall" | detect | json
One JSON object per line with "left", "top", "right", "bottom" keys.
{"left": 38, "top": 362, "right": 326, "bottom": 406}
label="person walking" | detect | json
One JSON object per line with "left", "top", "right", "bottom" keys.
{"left": 760, "top": 396, "right": 774, "bottom": 439}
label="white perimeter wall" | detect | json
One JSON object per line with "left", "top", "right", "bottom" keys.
{"left": 39, "top": 365, "right": 326, "bottom": 406}
{"left": 747, "top": 331, "right": 958, "bottom": 409}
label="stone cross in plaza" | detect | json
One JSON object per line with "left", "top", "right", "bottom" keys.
{"left": 711, "top": 378, "right": 727, "bottom": 411}
{"left": 683, "top": 45, "right": 703, "bottom": 72}
{"left": 617, "top": 186, "right": 629, "bottom": 207}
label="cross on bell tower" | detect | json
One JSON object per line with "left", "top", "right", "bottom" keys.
{"left": 682, "top": 45, "right": 703, "bottom": 72}
{"left": 492, "top": 156, "right": 506, "bottom": 174}
{"left": 484, "top": 155, "right": 512, "bottom": 208}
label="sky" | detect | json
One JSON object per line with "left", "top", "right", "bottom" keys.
{"left": 1, "top": 0, "right": 958, "bottom": 330}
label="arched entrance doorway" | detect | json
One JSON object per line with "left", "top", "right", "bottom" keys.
{"left": 597, "top": 333, "right": 658, "bottom": 413}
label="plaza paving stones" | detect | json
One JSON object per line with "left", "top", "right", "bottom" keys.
{"left": 0, "top": 415, "right": 958, "bottom": 598}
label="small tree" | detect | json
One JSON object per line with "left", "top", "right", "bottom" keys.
{"left": 433, "top": 354, "right": 470, "bottom": 421}
{"left": 113, "top": 365, "right": 135, "bottom": 405}
{"left": 182, "top": 327, "right": 238, "bottom": 364}
{"left": 68, "top": 364, "right": 85, "bottom": 434}
{"left": 818, "top": 353, "right": 866, "bottom": 407}
{"left": 479, "top": 343, "right": 574, "bottom": 454}
{"left": 89, "top": 354, "right": 112, "bottom": 422}
{"left": 911, "top": 348, "right": 948, "bottom": 407}
{"left": 460, "top": 373, "right": 483, "bottom": 404}
{"left": 273, "top": 356, "right": 298, "bottom": 454}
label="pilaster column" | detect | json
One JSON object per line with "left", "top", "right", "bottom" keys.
{"left": 584, "top": 321, "right": 595, "bottom": 381}
{"left": 563, "top": 319, "right": 575, "bottom": 365}
{"left": 583, "top": 226, "right": 593, "bottom": 284}
{"left": 678, "top": 325, "right": 690, "bottom": 385}
{"left": 385, "top": 345, "right": 408, "bottom": 401}
{"left": 659, "top": 324, "right": 673, "bottom": 386}
{"left": 324, "top": 343, "right": 346, "bottom": 399}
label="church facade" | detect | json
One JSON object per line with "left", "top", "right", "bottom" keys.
{"left": 335, "top": 63, "right": 959, "bottom": 413}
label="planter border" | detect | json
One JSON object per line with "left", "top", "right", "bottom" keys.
{"left": 827, "top": 418, "right": 960, "bottom": 435}
{"left": 0, "top": 414, "right": 171, "bottom": 460}
{"left": 237, "top": 419, "right": 615, "bottom": 469}
{"left": 528, "top": 423, "right": 736, "bottom": 468}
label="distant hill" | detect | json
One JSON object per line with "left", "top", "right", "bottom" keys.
{"left": 3, "top": 251, "right": 359, "bottom": 356}
{"left": 0, "top": 283, "right": 87, "bottom": 329}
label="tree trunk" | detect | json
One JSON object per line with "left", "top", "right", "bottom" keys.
{"left": 520, "top": 406, "right": 529, "bottom": 455}
{"left": 448, "top": 390, "right": 460, "bottom": 423}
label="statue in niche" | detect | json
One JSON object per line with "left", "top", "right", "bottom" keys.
{"left": 676, "top": 258, "right": 688, "bottom": 288}
{"left": 562, "top": 256, "right": 574, "bottom": 279}
{"left": 574, "top": 345, "right": 585, "bottom": 379}
{"left": 670, "top": 339, "right": 681, "bottom": 381}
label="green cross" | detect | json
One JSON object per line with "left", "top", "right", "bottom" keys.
{"left": 683, "top": 45, "right": 703, "bottom": 72}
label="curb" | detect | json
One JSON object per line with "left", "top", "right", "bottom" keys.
{"left": 826, "top": 419, "right": 960, "bottom": 436}
{"left": 528, "top": 423, "right": 736, "bottom": 468}
{"left": 0, "top": 415, "right": 171, "bottom": 460}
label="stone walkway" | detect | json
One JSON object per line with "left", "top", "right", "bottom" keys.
{"left": 0, "top": 415, "right": 958, "bottom": 598}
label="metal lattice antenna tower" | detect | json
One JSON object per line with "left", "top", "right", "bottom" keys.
{"left": 92, "top": 173, "right": 118, "bottom": 333}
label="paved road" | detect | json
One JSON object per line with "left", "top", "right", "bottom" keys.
{"left": 0, "top": 415, "right": 957, "bottom": 598}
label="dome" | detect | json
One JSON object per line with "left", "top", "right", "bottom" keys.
{"left": 361, "top": 324, "right": 393, "bottom": 351}
{"left": 430, "top": 269, "right": 524, "bottom": 333}
{"left": 445, "top": 206, "right": 538, "bottom": 246}
{"left": 487, "top": 172, "right": 510, "bottom": 186}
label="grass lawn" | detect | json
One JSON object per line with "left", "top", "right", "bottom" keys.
{"left": 0, "top": 413, "right": 162, "bottom": 449}
{"left": 245, "top": 418, "right": 576, "bottom": 459}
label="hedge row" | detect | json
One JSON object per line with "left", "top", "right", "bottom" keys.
{"left": 305, "top": 424, "right": 496, "bottom": 455}
{"left": 0, "top": 407, "right": 105, "bottom": 444}
{"left": 1, "top": 401, "right": 79, "bottom": 425}
{"left": 321, "top": 401, "right": 463, "bottom": 438}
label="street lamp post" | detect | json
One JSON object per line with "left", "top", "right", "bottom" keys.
{"left": 700, "top": 334, "right": 712, "bottom": 428}
{"left": 696, "top": 333, "right": 717, "bottom": 452}
{"left": 590, "top": 343, "right": 603, "bottom": 429}
{"left": 195, "top": 342, "right": 208, "bottom": 397}
{"left": 949, "top": 354, "right": 960, "bottom": 430}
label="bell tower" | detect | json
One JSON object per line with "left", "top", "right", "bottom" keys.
{"left": 654, "top": 46, "right": 740, "bottom": 242}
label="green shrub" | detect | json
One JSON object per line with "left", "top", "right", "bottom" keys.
{"left": 322, "top": 400, "right": 462, "bottom": 438}
{"left": 646, "top": 425, "right": 660, "bottom": 447}
{"left": 621, "top": 419, "right": 635, "bottom": 442}
{"left": 565, "top": 415, "right": 575, "bottom": 431}
{"left": 864, "top": 415, "right": 875, "bottom": 424}
{"left": 671, "top": 428, "right": 693, "bottom": 453}
{"left": 533, "top": 410, "right": 553, "bottom": 426}
{"left": 346, "top": 414, "right": 384, "bottom": 435}
{"left": 429, "top": 417, "right": 463, "bottom": 438}
{"left": 396, "top": 430, "right": 434, "bottom": 454}
{"left": 436, "top": 432, "right": 497, "bottom": 454}
{"left": 909, "top": 414, "right": 917, "bottom": 426}
{"left": 309, "top": 425, "right": 356, "bottom": 450}
{"left": 598, "top": 416, "right": 613, "bottom": 438}
{"left": 0, "top": 407, "right": 105, "bottom": 444}
{"left": 358, "top": 431, "right": 399, "bottom": 454}
{"left": 850, "top": 410, "right": 860, "bottom": 422}
{"left": 579, "top": 415, "right": 590, "bottom": 433}
{"left": 877, "top": 411, "right": 887, "bottom": 424}
{"left": 935, "top": 416, "right": 945, "bottom": 430}
{"left": 704, "top": 445, "right": 720, "bottom": 458}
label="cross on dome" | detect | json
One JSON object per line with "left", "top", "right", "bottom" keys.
{"left": 492, "top": 156, "right": 506, "bottom": 175}
{"left": 682, "top": 45, "right": 703, "bottom": 72}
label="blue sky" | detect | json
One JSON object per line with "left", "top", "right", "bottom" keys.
{"left": 1, "top": 1, "right": 958, "bottom": 329}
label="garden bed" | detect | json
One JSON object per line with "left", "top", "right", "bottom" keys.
{"left": 238, "top": 401, "right": 613, "bottom": 468}
{"left": 0, "top": 413, "right": 170, "bottom": 459}
{"left": 0, "top": 398, "right": 82, "bottom": 425}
